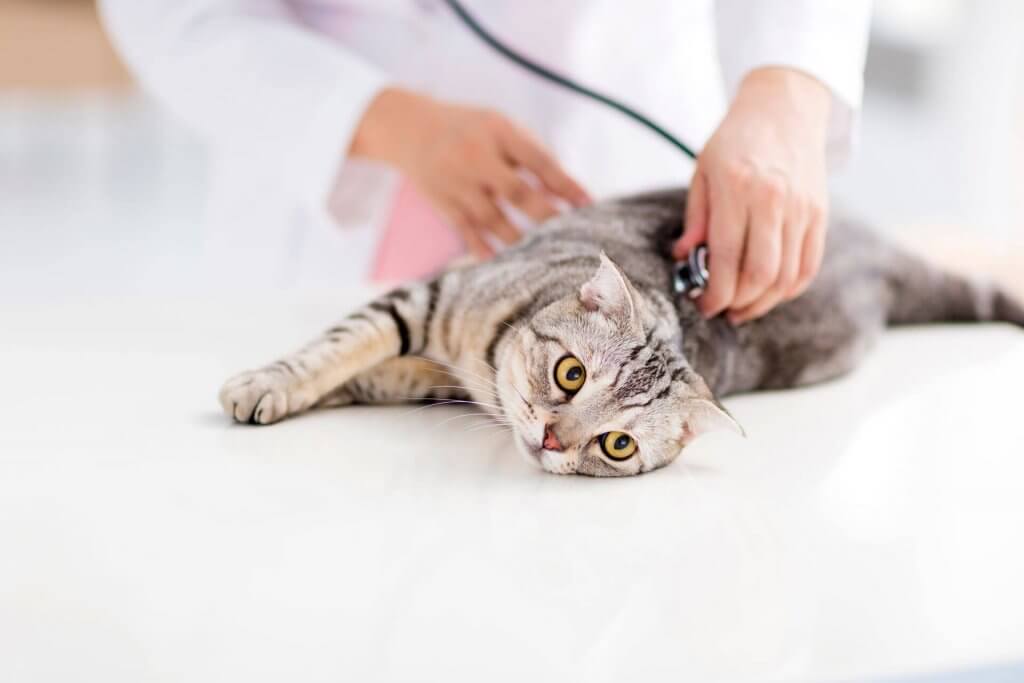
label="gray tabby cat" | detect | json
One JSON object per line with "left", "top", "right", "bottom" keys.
{"left": 219, "top": 189, "right": 1024, "bottom": 476}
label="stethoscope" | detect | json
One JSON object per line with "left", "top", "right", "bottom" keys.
{"left": 443, "top": 0, "right": 711, "bottom": 299}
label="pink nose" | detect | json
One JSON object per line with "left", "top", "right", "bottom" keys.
{"left": 542, "top": 425, "right": 564, "bottom": 452}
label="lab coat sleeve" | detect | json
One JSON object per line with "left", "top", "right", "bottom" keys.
{"left": 714, "top": 0, "right": 872, "bottom": 167}
{"left": 98, "top": 0, "right": 390, "bottom": 218}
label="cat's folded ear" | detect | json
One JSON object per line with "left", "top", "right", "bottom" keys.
{"left": 680, "top": 374, "right": 745, "bottom": 444}
{"left": 580, "top": 252, "right": 645, "bottom": 334}
{"left": 681, "top": 398, "right": 745, "bottom": 444}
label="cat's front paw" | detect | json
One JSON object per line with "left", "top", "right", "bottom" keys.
{"left": 219, "top": 369, "right": 296, "bottom": 425}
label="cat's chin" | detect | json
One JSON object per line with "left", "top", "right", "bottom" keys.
{"left": 512, "top": 434, "right": 559, "bottom": 472}
{"left": 514, "top": 433, "right": 577, "bottom": 475}
{"left": 514, "top": 433, "right": 544, "bottom": 466}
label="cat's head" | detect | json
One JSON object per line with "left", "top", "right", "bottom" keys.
{"left": 496, "top": 253, "right": 742, "bottom": 476}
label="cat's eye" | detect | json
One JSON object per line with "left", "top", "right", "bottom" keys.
{"left": 600, "top": 431, "right": 637, "bottom": 461}
{"left": 554, "top": 355, "right": 586, "bottom": 393}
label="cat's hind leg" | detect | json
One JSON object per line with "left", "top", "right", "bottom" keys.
{"left": 882, "top": 249, "right": 1024, "bottom": 329}
{"left": 220, "top": 280, "right": 445, "bottom": 424}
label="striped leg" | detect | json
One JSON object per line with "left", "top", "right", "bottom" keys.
{"left": 317, "top": 356, "right": 470, "bottom": 407}
{"left": 219, "top": 281, "right": 442, "bottom": 424}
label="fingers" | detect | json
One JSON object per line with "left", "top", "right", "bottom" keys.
{"left": 698, "top": 187, "right": 747, "bottom": 319}
{"left": 778, "top": 201, "right": 809, "bottom": 301}
{"left": 726, "top": 191, "right": 826, "bottom": 323}
{"left": 674, "top": 170, "right": 709, "bottom": 260}
{"left": 408, "top": 105, "right": 591, "bottom": 258}
{"left": 791, "top": 203, "right": 826, "bottom": 298}
{"left": 450, "top": 216, "right": 494, "bottom": 260}
{"left": 729, "top": 207, "right": 805, "bottom": 324}
{"left": 486, "top": 212, "right": 522, "bottom": 245}
{"left": 453, "top": 189, "right": 522, "bottom": 255}
{"left": 489, "top": 166, "right": 559, "bottom": 223}
{"left": 731, "top": 176, "right": 785, "bottom": 312}
{"left": 495, "top": 121, "right": 591, "bottom": 207}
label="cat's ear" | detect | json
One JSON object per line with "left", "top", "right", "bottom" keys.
{"left": 580, "top": 252, "right": 644, "bottom": 332}
{"left": 680, "top": 398, "right": 745, "bottom": 444}
{"left": 679, "top": 374, "right": 744, "bottom": 443}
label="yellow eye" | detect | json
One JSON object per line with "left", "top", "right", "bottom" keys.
{"left": 600, "top": 432, "right": 637, "bottom": 461}
{"left": 554, "top": 355, "right": 586, "bottom": 393}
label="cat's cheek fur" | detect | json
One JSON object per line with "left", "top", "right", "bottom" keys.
{"left": 577, "top": 453, "right": 637, "bottom": 477}
{"left": 539, "top": 450, "right": 577, "bottom": 475}
{"left": 495, "top": 343, "right": 548, "bottom": 470}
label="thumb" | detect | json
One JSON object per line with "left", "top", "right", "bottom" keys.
{"left": 674, "top": 169, "right": 709, "bottom": 260}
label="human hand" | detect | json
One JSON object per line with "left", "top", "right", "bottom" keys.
{"left": 351, "top": 87, "right": 590, "bottom": 258}
{"left": 673, "top": 67, "right": 831, "bottom": 324}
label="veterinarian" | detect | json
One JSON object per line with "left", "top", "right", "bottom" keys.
{"left": 101, "top": 1, "right": 870, "bottom": 322}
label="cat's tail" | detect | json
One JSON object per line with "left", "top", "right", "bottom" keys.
{"left": 884, "top": 251, "right": 1024, "bottom": 328}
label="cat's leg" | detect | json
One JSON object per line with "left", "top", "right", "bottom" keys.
{"left": 783, "top": 251, "right": 1024, "bottom": 387}
{"left": 317, "top": 356, "right": 469, "bottom": 408}
{"left": 220, "top": 281, "right": 445, "bottom": 424}
{"left": 824, "top": 219, "right": 1024, "bottom": 329}
{"left": 882, "top": 251, "right": 1024, "bottom": 328}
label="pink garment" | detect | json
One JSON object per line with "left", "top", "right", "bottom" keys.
{"left": 371, "top": 180, "right": 464, "bottom": 282}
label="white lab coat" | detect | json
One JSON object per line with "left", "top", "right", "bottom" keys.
{"left": 100, "top": 0, "right": 871, "bottom": 288}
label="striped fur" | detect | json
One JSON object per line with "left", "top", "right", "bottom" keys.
{"left": 219, "top": 188, "right": 1024, "bottom": 476}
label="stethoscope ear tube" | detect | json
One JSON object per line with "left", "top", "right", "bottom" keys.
{"left": 444, "top": 0, "right": 709, "bottom": 298}
{"left": 442, "top": 0, "right": 699, "bottom": 161}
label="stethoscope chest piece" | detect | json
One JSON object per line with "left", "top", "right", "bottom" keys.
{"left": 673, "top": 245, "right": 710, "bottom": 299}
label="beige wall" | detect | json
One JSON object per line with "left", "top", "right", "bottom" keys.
{"left": 0, "top": 0, "right": 132, "bottom": 90}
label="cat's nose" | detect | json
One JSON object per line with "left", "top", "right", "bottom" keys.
{"left": 542, "top": 424, "right": 564, "bottom": 452}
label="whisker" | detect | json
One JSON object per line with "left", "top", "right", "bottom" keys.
{"left": 470, "top": 355, "right": 529, "bottom": 404}
{"left": 435, "top": 411, "right": 500, "bottom": 429}
{"left": 432, "top": 369, "right": 494, "bottom": 395}
{"left": 428, "top": 399, "right": 502, "bottom": 412}
{"left": 426, "top": 361, "right": 504, "bottom": 407}
{"left": 462, "top": 425, "right": 513, "bottom": 438}
{"left": 399, "top": 398, "right": 498, "bottom": 418}
{"left": 439, "top": 367, "right": 495, "bottom": 388}
{"left": 484, "top": 327, "right": 532, "bottom": 407}
{"left": 432, "top": 358, "right": 499, "bottom": 392}
{"left": 471, "top": 355, "right": 501, "bottom": 376}
{"left": 423, "top": 384, "right": 494, "bottom": 398}
{"left": 500, "top": 321, "right": 530, "bottom": 351}
{"left": 466, "top": 421, "right": 513, "bottom": 434}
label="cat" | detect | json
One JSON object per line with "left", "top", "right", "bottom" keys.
{"left": 219, "top": 188, "right": 1024, "bottom": 476}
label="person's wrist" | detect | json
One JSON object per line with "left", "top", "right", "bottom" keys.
{"left": 349, "top": 87, "right": 433, "bottom": 171}
{"left": 735, "top": 67, "right": 831, "bottom": 137}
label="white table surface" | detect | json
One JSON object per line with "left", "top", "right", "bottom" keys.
{"left": 2, "top": 292, "right": 1023, "bottom": 683}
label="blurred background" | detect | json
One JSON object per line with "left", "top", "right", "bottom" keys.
{"left": 2, "top": 0, "right": 1023, "bottom": 299}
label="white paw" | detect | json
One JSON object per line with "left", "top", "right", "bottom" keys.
{"left": 219, "top": 368, "right": 296, "bottom": 425}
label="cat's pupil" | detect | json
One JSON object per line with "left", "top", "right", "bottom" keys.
{"left": 614, "top": 435, "right": 630, "bottom": 450}
{"left": 567, "top": 367, "right": 582, "bottom": 381}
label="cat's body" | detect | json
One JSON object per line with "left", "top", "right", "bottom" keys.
{"left": 220, "top": 189, "right": 1024, "bottom": 476}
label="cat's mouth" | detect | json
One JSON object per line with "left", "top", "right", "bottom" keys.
{"left": 515, "top": 431, "right": 573, "bottom": 474}
{"left": 515, "top": 431, "right": 558, "bottom": 469}
{"left": 515, "top": 434, "right": 542, "bottom": 462}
